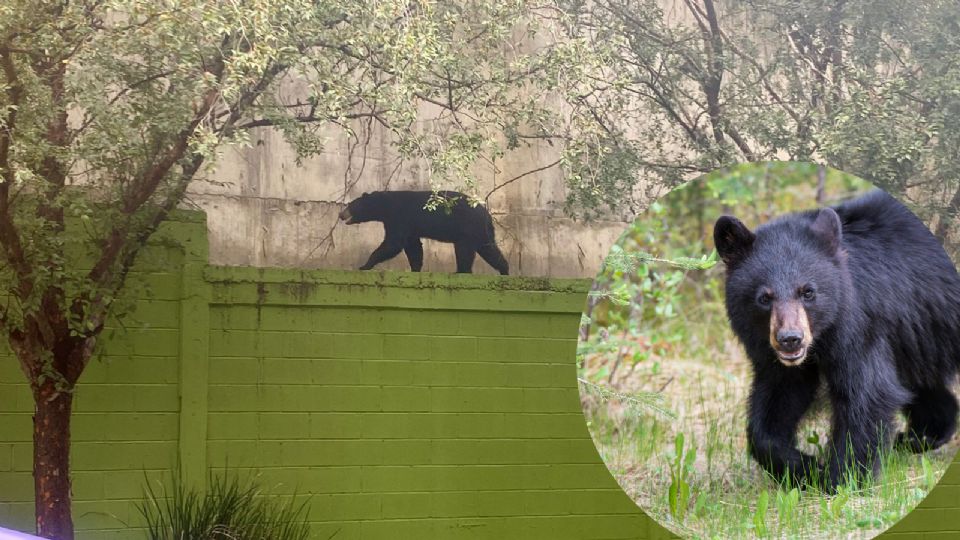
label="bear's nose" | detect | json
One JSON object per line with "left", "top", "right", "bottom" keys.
{"left": 776, "top": 330, "right": 803, "bottom": 351}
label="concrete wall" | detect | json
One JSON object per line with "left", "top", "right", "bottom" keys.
{"left": 189, "top": 116, "right": 631, "bottom": 280}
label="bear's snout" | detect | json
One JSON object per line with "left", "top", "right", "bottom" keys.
{"left": 768, "top": 301, "right": 812, "bottom": 366}
{"left": 339, "top": 207, "right": 354, "bottom": 223}
{"left": 776, "top": 329, "right": 804, "bottom": 352}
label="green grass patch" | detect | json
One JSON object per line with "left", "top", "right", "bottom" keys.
{"left": 580, "top": 319, "right": 957, "bottom": 540}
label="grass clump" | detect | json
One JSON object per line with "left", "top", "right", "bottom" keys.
{"left": 137, "top": 470, "right": 311, "bottom": 540}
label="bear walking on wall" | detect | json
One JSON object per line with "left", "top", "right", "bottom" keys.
{"left": 339, "top": 190, "right": 509, "bottom": 275}
{"left": 714, "top": 190, "right": 960, "bottom": 490}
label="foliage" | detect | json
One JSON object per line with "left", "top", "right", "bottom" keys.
{"left": 774, "top": 487, "right": 801, "bottom": 531}
{"left": 138, "top": 471, "right": 310, "bottom": 540}
{"left": 825, "top": 487, "right": 850, "bottom": 521}
{"left": 578, "top": 194, "right": 721, "bottom": 386}
{"left": 921, "top": 455, "right": 937, "bottom": 492}
{"left": 553, "top": 0, "right": 960, "bottom": 251}
{"left": 667, "top": 432, "right": 696, "bottom": 522}
{"left": 753, "top": 490, "right": 769, "bottom": 537}
{"left": 578, "top": 376, "right": 676, "bottom": 420}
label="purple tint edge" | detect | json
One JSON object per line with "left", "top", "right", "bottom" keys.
{"left": 0, "top": 528, "right": 42, "bottom": 540}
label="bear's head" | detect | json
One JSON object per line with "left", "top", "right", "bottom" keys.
{"left": 339, "top": 192, "right": 381, "bottom": 224}
{"left": 714, "top": 207, "right": 847, "bottom": 367}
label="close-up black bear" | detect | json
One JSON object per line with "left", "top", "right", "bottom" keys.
{"left": 714, "top": 190, "right": 960, "bottom": 491}
{"left": 339, "top": 190, "right": 510, "bottom": 275}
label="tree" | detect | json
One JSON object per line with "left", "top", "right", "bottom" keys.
{"left": 0, "top": 1, "right": 587, "bottom": 537}
{"left": 554, "top": 0, "right": 960, "bottom": 254}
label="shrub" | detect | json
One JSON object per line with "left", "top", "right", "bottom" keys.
{"left": 137, "top": 470, "right": 311, "bottom": 540}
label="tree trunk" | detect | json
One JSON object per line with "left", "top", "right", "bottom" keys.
{"left": 33, "top": 380, "right": 74, "bottom": 539}
{"left": 816, "top": 164, "right": 826, "bottom": 204}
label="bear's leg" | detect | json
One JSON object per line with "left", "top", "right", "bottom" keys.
{"left": 404, "top": 238, "right": 424, "bottom": 272}
{"left": 896, "top": 384, "right": 959, "bottom": 453}
{"left": 825, "top": 351, "right": 908, "bottom": 490}
{"left": 825, "top": 398, "right": 898, "bottom": 489}
{"left": 477, "top": 243, "right": 509, "bottom": 275}
{"left": 359, "top": 239, "right": 404, "bottom": 270}
{"left": 454, "top": 242, "right": 476, "bottom": 273}
{"left": 747, "top": 366, "right": 821, "bottom": 487}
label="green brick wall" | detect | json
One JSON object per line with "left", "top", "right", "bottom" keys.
{"left": 0, "top": 213, "right": 957, "bottom": 539}
{"left": 201, "top": 267, "right": 648, "bottom": 539}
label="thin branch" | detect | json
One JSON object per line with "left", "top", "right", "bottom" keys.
{"left": 233, "top": 109, "right": 379, "bottom": 130}
{"left": 86, "top": 83, "right": 221, "bottom": 288}
{"left": 725, "top": 43, "right": 804, "bottom": 126}
{"left": 73, "top": 70, "right": 177, "bottom": 138}
{"left": 687, "top": 0, "right": 757, "bottom": 160}
{"left": 486, "top": 159, "right": 561, "bottom": 203}
{"left": 217, "top": 63, "right": 287, "bottom": 139}
{"left": 82, "top": 56, "right": 288, "bottom": 337}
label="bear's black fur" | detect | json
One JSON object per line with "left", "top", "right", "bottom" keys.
{"left": 339, "top": 190, "right": 509, "bottom": 275}
{"left": 715, "top": 190, "right": 960, "bottom": 490}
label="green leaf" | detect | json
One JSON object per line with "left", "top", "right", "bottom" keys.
{"left": 753, "top": 490, "right": 769, "bottom": 537}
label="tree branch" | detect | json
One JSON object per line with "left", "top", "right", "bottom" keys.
{"left": 0, "top": 44, "right": 33, "bottom": 300}
{"left": 485, "top": 158, "right": 562, "bottom": 203}
{"left": 80, "top": 56, "right": 289, "bottom": 344}
{"left": 85, "top": 84, "right": 220, "bottom": 293}
{"left": 37, "top": 58, "right": 69, "bottom": 216}
{"left": 73, "top": 70, "right": 177, "bottom": 139}
{"left": 233, "top": 108, "right": 378, "bottom": 130}
{"left": 686, "top": 0, "right": 724, "bottom": 144}
{"left": 686, "top": 0, "right": 757, "bottom": 160}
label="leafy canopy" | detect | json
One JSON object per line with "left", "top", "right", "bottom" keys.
{"left": 555, "top": 0, "right": 960, "bottom": 245}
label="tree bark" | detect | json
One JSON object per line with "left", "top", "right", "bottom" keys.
{"left": 32, "top": 379, "right": 75, "bottom": 539}
{"left": 816, "top": 164, "right": 826, "bottom": 204}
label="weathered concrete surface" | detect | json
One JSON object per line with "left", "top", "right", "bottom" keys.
{"left": 188, "top": 123, "right": 633, "bottom": 278}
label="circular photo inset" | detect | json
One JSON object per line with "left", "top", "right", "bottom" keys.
{"left": 578, "top": 162, "right": 960, "bottom": 539}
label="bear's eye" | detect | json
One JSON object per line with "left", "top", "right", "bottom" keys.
{"left": 801, "top": 287, "right": 815, "bottom": 301}
{"left": 757, "top": 292, "right": 773, "bottom": 307}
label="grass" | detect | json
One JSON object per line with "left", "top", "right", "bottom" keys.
{"left": 137, "top": 469, "right": 312, "bottom": 540}
{"left": 579, "top": 283, "right": 959, "bottom": 540}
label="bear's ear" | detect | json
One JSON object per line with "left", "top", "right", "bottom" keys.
{"left": 714, "top": 215, "right": 755, "bottom": 267}
{"left": 810, "top": 207, "right": 842, "bottom": 255}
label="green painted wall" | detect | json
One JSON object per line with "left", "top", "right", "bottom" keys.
{"left": 201, "top": 267, "right": 647, "bottom": 540}
{"left": 0, "top": 213, "right": 957, "bottom": 539}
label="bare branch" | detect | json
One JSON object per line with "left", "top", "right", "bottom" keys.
{"left": 486, "top": 159, "right": 562, "bottom": 203}
{"left": 233, "top": 109, "right": 379, "bottom": 130}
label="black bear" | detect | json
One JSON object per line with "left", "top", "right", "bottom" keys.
{"left": 339, "top": 190, "right": 509, "bottom": 275}
{"left": 714, "top": 190, "right": 960, "bottom": 490}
